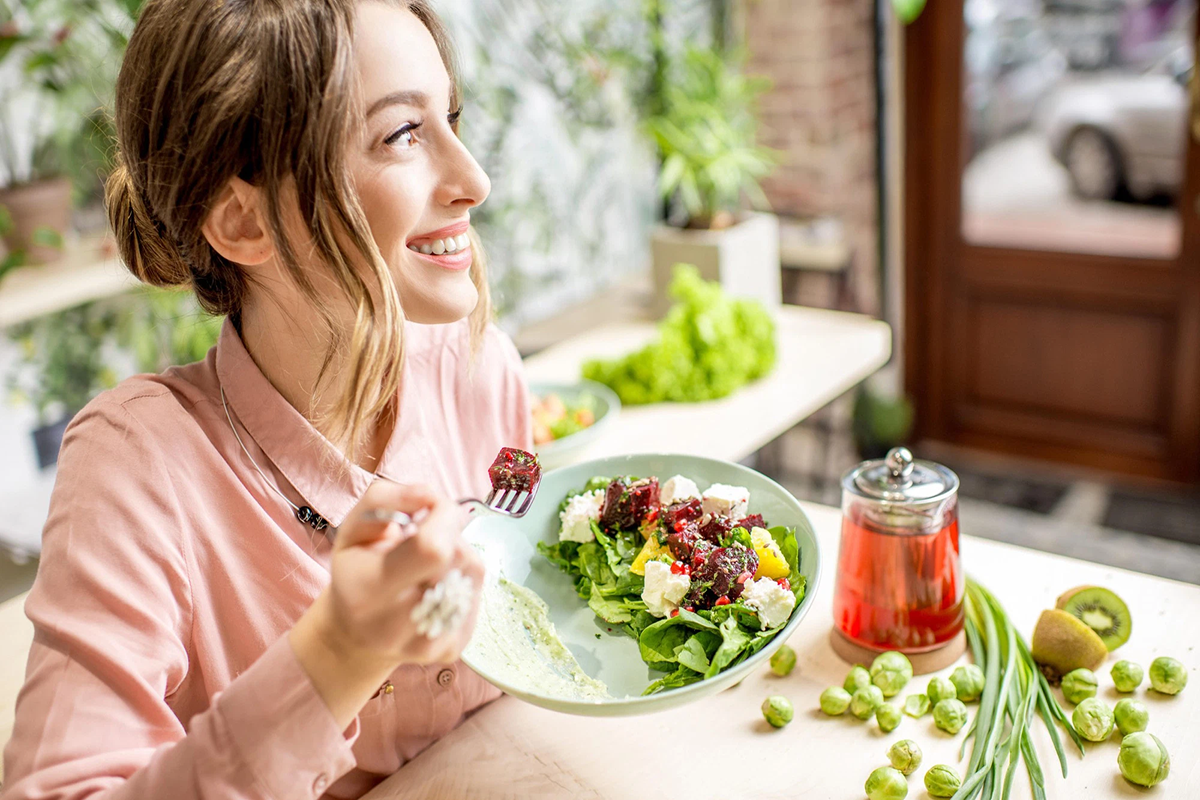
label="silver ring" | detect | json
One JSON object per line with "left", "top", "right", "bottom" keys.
{"left": 362, "top": 508, "right": 414, "bottom": 527}
{"left": 410, "top": 568, "right": 475, "bottom": 639}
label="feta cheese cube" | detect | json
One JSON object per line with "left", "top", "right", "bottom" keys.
{"left": 660, "top": 474, "right": 701, "bottom": 507}
{"left": 641, "top": 560, "right": 691, "bottom": 618}
{"left": 750, "top": 526, "right": 785, "bottom": 562}
{"left": 558, "top": 490, "right": 604, "bottom": 543}
{"left": 702, "top": 483, "right": 749, "bottom": 522}
{"left": 740, "top": 576, "right": 796, "bottom": 630}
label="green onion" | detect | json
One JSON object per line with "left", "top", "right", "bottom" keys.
{"left": 950, "top": 579, "right": 1083, "bottom": 800}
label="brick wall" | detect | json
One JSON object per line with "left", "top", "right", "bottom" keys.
{"left": 743, "top": 0, "right": 880, "bottom": 315}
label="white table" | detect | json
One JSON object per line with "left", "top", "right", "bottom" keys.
{"left": 523, "top": 305, "right": 892, "bottom": 463}
{"left": 365, "top": 503, "right": 1200, "bottom": 800}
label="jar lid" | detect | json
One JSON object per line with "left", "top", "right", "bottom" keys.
{"left": 843, "top": 446, "right": 959, "bottom": 505}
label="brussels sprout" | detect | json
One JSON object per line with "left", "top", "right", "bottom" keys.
{"left": 845, "top": 665, "right": 873, "bottom": 694}
{"left": 1148, "top": 657, "right": 1188, "bottom": 695}
{"left": 903, "top": 693, "right": 930, "bottom": 718}
{"left": 932, "top": 698, "right": 968, "bottom": 734}
{"left": 1071, "top": 697, "right": 1114, "bottom": 742}
{"left": 761, "top": 695, "right": 794, "bottom": 728}
{"left": 1110, "top": 660, "right": 1143, "bottom": 693}
{"left": 950, "top": 664, "right": 986, "bottom": 702}
{"left": 820, "top": 686, "right": 852, "bottom": 716}
{"left": 887, "top": 739, "right": 923, "bottom": 776}
{"left": 851, "top": 685, "right": 886, "bottom": 720}
{"left": 769, "top": 645, "right": 796, "bottom": 677}
{"left": 1118, "top": 732, "right": 1170, "bottom": 787}
{"left": 1061, "top": 668, "right": 1098, "bottom": 705}
{"left": 924, "top": 765, "right": 962, "bottom": 798}
{"left": 876, "top": 702, "right": 902, "bottom": 733}
{"left": 1114, "top": 698, "right": 1149, "bottom": 736}
{"left": 871, "top": 651, "right": 914, "bottom": 698}
{"left": 865, "top": 766, "right": 908, "bottom": 800}
{"left": 926, "top": 676, "right": 957, "bottom": 705}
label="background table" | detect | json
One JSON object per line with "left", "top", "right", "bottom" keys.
{"left": 365, "top": 503, "right": 1200, "bottom": 800}
{"left": 522, "top": 305, "right": 891, "bottom": 464}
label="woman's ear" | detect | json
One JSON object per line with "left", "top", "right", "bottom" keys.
{"left": 201, "top": 177, "right": 274, "bottom": 266}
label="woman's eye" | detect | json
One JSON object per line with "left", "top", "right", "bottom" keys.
{"left": 385, "top": 122, "right": 421, "bottom": 148}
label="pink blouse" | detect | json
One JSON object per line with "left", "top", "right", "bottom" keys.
{"left": 1, "top": 318, "right": 532, "bottom": 800}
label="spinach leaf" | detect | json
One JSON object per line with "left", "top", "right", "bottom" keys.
{"left": 536, "top": 540, "right": 580, "bottom": 573}
{"left": 639, "top": 616, "right": 691, "bottom": 666}
{"left": 723, "top": 526, "right": 753, "bottom": 550}
{"left": 588, "top": 583, "right": 636, "bottom": 624}
{"left": 769, "top": 526, "right": 804, "bottom": 601}
{"left": 705, "top": 616, "right": 752, "bottom": 678}
{"left": 577, "top": 542, "right": 614, "bottom": 587}
{"left": 643, "top": 664, "right": 704, "bottom": 696}
{"left": 676, "top": 636, "right": 711, "bottom": 673}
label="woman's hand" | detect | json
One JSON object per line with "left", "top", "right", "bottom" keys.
{"left": 289, "top": 481, "right": 484, "bottom": 728}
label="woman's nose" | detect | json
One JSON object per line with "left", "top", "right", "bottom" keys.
{"left": 436, "top": 136, "right": 490, "bottom": 210}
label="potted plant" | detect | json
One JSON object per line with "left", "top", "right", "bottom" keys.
{"left": 6, "top": 299, "right": 121, "bottom": 469}
{"left": 0, "top": 0, "right": 136, "bottom": 267}
{"left": 646, "top": 45, "right": 781, "bottom": 316}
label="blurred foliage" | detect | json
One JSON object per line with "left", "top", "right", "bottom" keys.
{"left": 6, "top": 288, "right": 219, "bottom": 423}
{"left": 6, "top": 300, "right": 121, "bottom": 423}
{"left": 115, "top": 287, "right": 222, "bottom": 374}
{"left": 892, "top": 0, "right": 927, "bottom": 25}
{"left": 852, "top": 385, "right": 915, "bottom": 460}
{"left": 0, "top": 0, "right": 139, "bottom": 196}
{"left": 645, "top": 45, "right": 778, "bottom": 227}
{"left": 0, "top": 203, "right": 63, "bottom": 282}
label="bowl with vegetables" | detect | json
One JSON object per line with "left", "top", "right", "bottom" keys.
{"left": 461, "top": 452, "right": 821, "bottom": 716}
{"left": 529, "top": 380, "right": 621, "bottom": 470}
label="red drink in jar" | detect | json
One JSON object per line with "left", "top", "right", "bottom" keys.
{"left": 833, "top": 447, "right": 964, "bottom": 653}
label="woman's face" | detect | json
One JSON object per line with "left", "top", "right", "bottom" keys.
{"left": 348, "top": 2, "right": 490, "bottom": 325}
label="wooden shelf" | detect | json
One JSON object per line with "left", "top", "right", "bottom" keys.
{"left": 0, "top": 235, "right": 140, "bottom": 328}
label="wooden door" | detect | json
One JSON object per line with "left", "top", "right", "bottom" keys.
{"left": 905, "top": 0, "right": 1200, "bottom": 482}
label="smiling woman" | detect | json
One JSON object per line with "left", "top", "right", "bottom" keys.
{"left": 0, "top": 2, "right": 533, "bottom": 799}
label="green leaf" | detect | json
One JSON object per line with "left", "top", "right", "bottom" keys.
{"left": 587, "top": 582, "right": 636, "bottom": 624}
{"left": 0, "top": 205, "right": 13, "bottom": 236}
{"left": 0, "top": 250, "right": 27, "bottom": 282}
{"left": 704, "top": 616, "right": 752, "bottom": 678}
{"left": 642, "top": 664, "right": 704, "bottom": 696}
{"left": 30, "top": 226, "right": 64, "bottom": 250}
{"left": 892, "top": 0, "right": 927, "bottom": 24}
{"left": 676, "top": 635, "right": 711, "bottom": 673}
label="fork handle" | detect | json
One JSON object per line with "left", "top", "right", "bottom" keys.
{"left": 457, "top": 498, "right": 489, "bottom": 513}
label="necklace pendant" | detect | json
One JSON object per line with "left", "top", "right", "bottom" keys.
{"left": 296, "top": 505, "right": 329, "bottom": 531}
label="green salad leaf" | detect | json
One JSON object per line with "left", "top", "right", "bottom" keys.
{"left": 581, "top": 265, "right": 776, "bottom": 404}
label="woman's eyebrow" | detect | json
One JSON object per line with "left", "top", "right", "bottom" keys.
{"left": 366, "top": 89, "right": 429, "bottom": 117}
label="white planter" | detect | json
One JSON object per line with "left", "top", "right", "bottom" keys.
{"left": 649, "top": 211, "right": 781, "bottom": 317}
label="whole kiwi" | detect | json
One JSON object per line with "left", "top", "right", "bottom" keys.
{"left": 1031, "top": 609, "right": 1108, "bottom": 683}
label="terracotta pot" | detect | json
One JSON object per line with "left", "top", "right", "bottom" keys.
{"left": 0, "top": 177, "right": 72, "bottom": 264}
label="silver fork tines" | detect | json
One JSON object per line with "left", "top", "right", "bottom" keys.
{"left": 460, "top": 479, "right": 540, "bottom": 519}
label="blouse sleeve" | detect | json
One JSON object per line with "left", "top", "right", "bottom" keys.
{"left": 1, "top": 398, "right": 358, "bottom": 800}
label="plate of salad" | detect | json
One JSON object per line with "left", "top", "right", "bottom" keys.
{"left": 529, "top": 380, "right": 620, "bottom": 470}
{"left": 461, "top": 453, "right": 820, "bottom": 716}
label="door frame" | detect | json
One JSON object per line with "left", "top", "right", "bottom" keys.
{"left": 903, "top": 1, "right": 1200, "bottom": 482}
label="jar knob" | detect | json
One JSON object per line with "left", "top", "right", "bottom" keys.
{"left": 885, "top": 446, "right": 914, "bottom": 484}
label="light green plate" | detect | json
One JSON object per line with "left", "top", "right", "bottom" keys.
{"left": 461, "top": 453, "right": 822, "bottom": 716}
{"left": 529, "top": 379, "right": 621, "bottom": 471}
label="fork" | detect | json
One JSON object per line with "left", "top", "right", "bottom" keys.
{"left": 361, "top": 472, "right": 542, "bottom": 527}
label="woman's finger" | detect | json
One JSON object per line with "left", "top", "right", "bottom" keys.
{"left": 335, "top": 481, "right": 440, "bottom": 550}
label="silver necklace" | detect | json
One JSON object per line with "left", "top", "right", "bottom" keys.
{"left": 221, "top": 386, "right": 331, "bottom": 532}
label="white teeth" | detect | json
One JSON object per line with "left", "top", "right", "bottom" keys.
{"left": 431, "top": 239, "right": 445, "bottom": 255}
{"left": 455, "top": 233, "right": 470, "bottom": 250}
{"left": 420, "top": 243, "right": 433, "bottom": 255}
{"left": 443, "top": 237, "right": 457, "bottom": 253}
{"left": 408, "top": 244, "right": 420, "bottom": 252}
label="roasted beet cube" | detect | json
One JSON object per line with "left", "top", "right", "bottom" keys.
{"left": 698, "top": 513, "right": 734, "bottom": 545}
{"left": 663, "top": 498, "right": 703, "bottom": 532}
{"left": 488, "top": 447, "right": 541, "bottom": 492}
{"left": 599, "top": 477, "right": 660, "bottom": 531}
{"left": 690, "top": 539, "right": 716, "bottom": 570}
{"left": 666, "top": 523, "right": 700, "bottom": 561}
{"left": 689, "top": 543, "right": 759, "bottom": 605}
{"left": 740, "top": 513, "right": 767, "bottom": 531}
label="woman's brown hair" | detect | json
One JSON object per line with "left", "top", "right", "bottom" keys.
{"left": 105, "top": 0, "right": 491, "bottom": 456}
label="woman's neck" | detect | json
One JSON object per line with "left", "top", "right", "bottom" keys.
{"left": 237, "top": 294, "right": 393, "bottom": 473}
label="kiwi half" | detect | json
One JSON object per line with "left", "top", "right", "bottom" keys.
{"left": 1031, "top": 609, "right": 1108, "bottom": 683}
{"left": 1056, "top": 586, "right": 1131, "bottom": 651}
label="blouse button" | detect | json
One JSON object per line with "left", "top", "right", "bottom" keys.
{"left": 437, "top": 668, "right": 454, "bottom": 687}
{"left": 382, "top": 681, "right": 395, "bottom": 695}
{"left": 312, "top": 773, "right": 329, "bottom": 796}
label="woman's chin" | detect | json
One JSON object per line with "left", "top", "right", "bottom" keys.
{"left": 399, "top": 276, "right": 479, "bottom": 325}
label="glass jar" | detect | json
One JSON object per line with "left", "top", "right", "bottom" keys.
{"left": 832, "top": 447, "right": 964, "bottom": 653}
